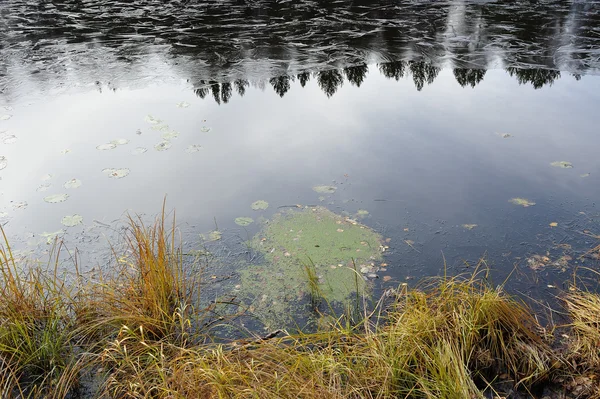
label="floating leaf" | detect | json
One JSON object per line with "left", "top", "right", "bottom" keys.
{"left": 162, "top": 131, "right": 179, "bottom": 140}
{"left": 527, "top": 255, "right": 550, "bottom": 271}
{"left": 580, "top": 173, "right": 590, "bottom": 178}
{"left": 63, "top": 178, "right": 82, "bottom": 189}
{"left": 132, "top": 147, "right": 147, "bottom": 155}
{"left": 97, "top": 143, "right": 116, "bottom": 150}
{"left": 462, "top": 224, "right": 478, "bottom": 230}
{"left": 208, "top": 230, "right": 222, "bottom": 241}
{"left": 499, "top": 133, "right": 512, "bottom": 138}
{"left": 251, "top": 200, "right": 269, "bottom": 211}
{"left": 41, "top": 174, "right": 54, "bottom": 181}
{"left": 102, "top": 168, "right": 130, "bottom": 179}
{"left": 549, "top": 222, "right": 558, "bottom": 227}
{"left": 36, "top": 183, "right": 52, "bottom": 192}
{"left": 145, "top": 115, "right": 161, "bottom": 124}
{"left": 152, "top": 124, "right": 170, "bottom": 132}
{"left": 383, "top": 275, "right": 392, "bottom": 282}
{"left": 136, "top": 129, "right": 142, "bottom": 135}
{"left": 551, "top": 161, "right": 573, "bottom": 169}
{"left": 0, "top": 156, "right": 6, "bottom": 170}
{"left": 0, "top": 114, "right": 11, "bottom": 121}
{"left": 176, "top": 101, "right": 190, "bottom": 108}
{"left": 61, "top": 214, "right": 83, "bottom": 227}
{"left": 312, "top": 185, "right": 337, "bottom": 194}
{"left": 110, "top": 139, "right": 129, "bottom": 145}
{"left": 356, "top": 209, "right": 369, "bottom": 218}
{"left": 12, "top": 201, "right": 27, "bottom": 210}
{"left": 235, "top": 217, "right": 254, "bottom": 226}
{"left": 509, "top": 198, "right": 536, "bottom": 207}
{"left": 44, "top": 194, "right": 69, "bottom": 203}
{"left": 185, "top": 144, "right": 203, "bottom": 153}
{"left": 200, "top": 126, "right": 211, "bottom": 133}
{"left": 154, "top": 141, "right": 172, "bottom": 151}
{"left": 2, "top": 135, "right": 17, "bottom": 144}
{"left": 60, "top": 149, "right": 71, "bottom": 154}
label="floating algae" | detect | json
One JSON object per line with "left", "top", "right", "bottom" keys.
{"left": 239, "top": 206, "right": 384, "bottom": 328}
{"left": 312, "top": 185, "right": 337, "bottom": 194}
{"left": 550, "top": 161, "right": 573, "bottom": 169}
{"left": 61, "top": 214, "right": 83, "bottom": 227}
{"left": 44, "top": 194, "right": 69, "bottom": 203}
{"left": 235, "top": 217, "right": 254, "bottom": 226}
{"left": 251, "top": 200, "right": 269, "bottom": 210}
{"left": 509, "top": 198, "right": 536, "bottom": 207}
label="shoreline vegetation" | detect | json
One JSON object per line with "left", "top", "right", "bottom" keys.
{"left": 1, "top": 211, "right": 599, "bottom": 398}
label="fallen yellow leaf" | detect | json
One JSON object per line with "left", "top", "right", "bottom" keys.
{"left": 549, "top": 222, "right": 558, "bottom": 227}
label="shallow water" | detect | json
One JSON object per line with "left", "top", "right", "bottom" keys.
{"left": 1, "top": 0, "right": 600, "bottom": 319}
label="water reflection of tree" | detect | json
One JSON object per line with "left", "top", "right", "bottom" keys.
{"left": 453, "top": 69, "right": 486, "bottom": 88}
{"left": 506, "top": 68, "right": 561, "bottom": 89}
{"left": 409, "top": 61, "right": 440, "bottom": 91}
{"left": 344, "top": 64, "right": 368, "bottom": 87}
{"left": 270, "top": 75, "right": 292, "bottom": 97}
{"left": 317, "top": 69, "right": 345, "bottom": 97}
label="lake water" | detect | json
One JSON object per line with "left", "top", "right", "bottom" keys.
{"left": 1, "top": 0, "right": 600, "bottom": 320}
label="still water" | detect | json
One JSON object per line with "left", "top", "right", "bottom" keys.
{"left": 1, "top": 0, "right": 600, "bottom": 318}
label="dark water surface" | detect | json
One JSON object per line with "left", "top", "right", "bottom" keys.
{"left": 1, "top": 0, "right": 600, "bottom": 315}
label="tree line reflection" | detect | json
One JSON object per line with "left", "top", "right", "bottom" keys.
{"left": 192, "top": 62, "right": 571, "bottom": 104}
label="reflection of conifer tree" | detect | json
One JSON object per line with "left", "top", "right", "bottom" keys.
{"left": 378, "top": 61, "right": 407, "bottom": 80}
{"left": 269, "top": 75, "right": 291, "bottom": 97}
{"left": 210, "top": 82, "right": 221, "bottom": 104}
{"left": 297, "top": 71, "right": 311, "bottom": 87}
{"left": 221, "top": 82, "right": 232, "bottom": 103}
{"left": 409, "top": 61, "right": 440, "bottom": 91}
{"left": 344, "top": 64, "right": 368, "bottom": 87}
{"left": 453, "top": 69, "right": 486, "bottom": 88}
{"left": 506, "top": 68, "right": 561, "bottom": 89}
{"left": 317, "top": 69, "right": 344, "bottom": 97}
{"left": 235, "top": 79, "right": 249, "bottom": 96}
{"left": 194, "top": 80, "right": 209, "bottom": 98}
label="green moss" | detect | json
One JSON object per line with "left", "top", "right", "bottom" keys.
{"left": 239, "top": 206, "right": 383, "bottom": 328}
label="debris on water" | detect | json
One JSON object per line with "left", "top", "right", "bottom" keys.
{"left": 162, "top": 131, "right": 179, "bottom": 140}
{"left": 0, "top": 156, "right": 7, "bottom": 170}
{"left": 200, "top": 126, "right": 211, "bottom": 133}
{"left": 235, "top": 217, "right": 254, "bottom": 226}
{"left": 44, "top": 194, "right": 69, "bottom": 203}
{"left": 36, "top": 183, "right": 51, "bottom": 192}
{"left": 61, "top": 214, "right": 83, "bottom": 227}
{"left": 251, "top": 200, "right": 269, "bottom": 210}
{"left": 580, "top": 173, "right": 590, "bottom": 178}
{"left": 152, "top": 124, "right": 170, "bottom": 132}
{"left": 41, "top": 230, "right": 64, "bottom": 244}
{"left": 498, "top": 133, "right": 512, "bottom": 138}
{"left": 208, "top": 230, "right": 222, "bottom": 241}
{"left": 102, "top": 168, "right": 130, "bottom": 179}
{"left": 97, "top": 143, "right": 117, "bottom": 150}
{"left": 154, "top": 141, "right": 172, "bottom": 151}
{"left": 356, "top": 209, "right": 369, "bottom": 218}
{"left": 509, "top": 198, "right": 536, "bottom": 207}
{"left": 132, "top": 147, "right": 147, "bottom": 155}
{"left": 60, "top": 149, "right": 71, "bottom": 154}
{"left": 312, "top": 185, "right": 337, "bottom": 194}
{"left": 63, "top": 178, "right": 82, "bottom": 189}
{"left": 462, "top": 224, "right": 478, "bottom": 230}
{"left": 12, "top": 201, "right": 27, "bottom": 210}
{"left": 0, "top": 114, "right": 11, "bottom": 121}
{"left": 144, "top": 115, "right": 161, "bottom": 124}
{"left": 41, "top": 174, "right": 53, "bottom": 181}
{"left": 383, "top": 275, "right": 392, "bottom": 282}
{"left": 527, "top": 255, "right": 550, "bottom": 271}
{"left": 176, "top": 101, "right": 190, "bottom": 108}
{"left": 136, "top": 129, "right": 142, "bottom": 135}
{"left": 1, "top": 135, "right": 17, "bottom": 144}
{"left": 110, "top": 139, "right": 129, "bottom": 145}
{"left": 549, "top": 222, "right": 558, "bottom": 227}
{"left": 551, "top": 161, "right": 573, "bottom": 168}
{"left": 0, "top": 212, "right": 7, "bottom": 218}
{"left": 185, "top": 144, "right": 203, "bottom": 153}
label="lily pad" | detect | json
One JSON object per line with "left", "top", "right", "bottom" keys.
{"left": 61, "top": 214, "right": 83, "bottom": 227}
{"left": 462, "top": 224, "right": 478, "bottom": 230}
{"left": 0, "top": 156, "right": 6, "bottom": 170}
{"left": 110, "top": 139, "right": 129, "bottom": 145}
{"left": 41, "top": 230, "right": 64, "bottom": 244}
{"left": 580, "top": 173, "right": 590, "bottom": 178}
{"left": 509, "top": 198, "right": 536, "bottom": 207}
{"left": 102, "top": 168, "right": 130, "bottom": 179}
{"left": 132, "top": 147, "right": 147, "bottom": 155}
{"left": 176, "top": 101, "right": 190, "bottom": 108}
{"left": 312, "top": 185, "right": 337, "bottom": 194}
{"left": 208, "top": 230, "right": 222, "bottom": 241}
{"left": 235, "top": 217, "right": 254, "bottom": 226}
{"left": 2, "top": 135, "right": 17, "bottom": 144}
{"left": 551, "top": 161, "right": 573, "bottom": 169}
{"left": 145, "top": 115, "right": 161, "bottom": 124}
{"left": 44, "top": 194, "right": 69, "bottom": 203}
{"left": 152, "top": 124, "right": 170, "bottom": 132}
{"left": 162, "top": 131, "right": 179, "bottom": 140}
{"left": 63, "top": 178, "right": 82, "bottom": 189}
{"left": 356, "top": 209, "right": 369, "bottom": 218}
{"left": 60, "top": 149, "right": 71, "bottom": 154}
{"left": 185, "top": 144, "right": 203, "bottom": 153}
{"left": 97, "top": 143, "right": 117, "bottom": 151}
{"left": 251, "top": 200, "right": 269, "bottom": 211}
{"left": 41, "top": 174, "right": 54, "bottom": 181}
{"left": 154, "top": 141, "right": 172, "bottom": 151}
{"left": 36, "top": 183, "right": 52, "bottom": 192}
{"left": 0, "top": 114, "right": 11, "bottom": 121}
{"left": 200, "top": 126, "right": 211, "bottom": 133}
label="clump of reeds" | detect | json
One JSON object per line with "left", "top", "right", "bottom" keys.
{"left": 564, "top": 290, "right": 600, "bottom": 371}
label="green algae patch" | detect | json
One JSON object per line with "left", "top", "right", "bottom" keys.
{"left": 239, "top": 206, "right": 384, "bottom": 327}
